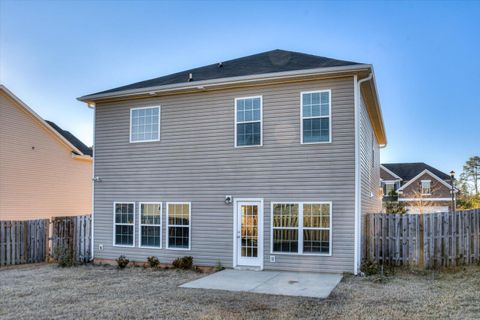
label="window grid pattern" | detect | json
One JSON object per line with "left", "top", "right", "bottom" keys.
{"left": 235, "top": 97, "right": 262, "bottom": 147}
{"left": 303, "top": 203, "right": 330, "bottom": 254}
{"left": 130, "top": 106, "right": 160, "bottom": 142}
{"left": 271, "top": 202, "right": 331, "bottom": 255}
{"left": 302, "top": 91, "right": 331, "bottom": 143}
{"left": 241, "top": 205, "right": 259, "bottom": 257}
{"left": 114, "top": 203, "right": 134, "bottom": 246}
{"left": 385, "top": 183, "right": 395, "bottom": 196}
{"left": 421, "top": 180, "right": 431, "bottom": 195}
{"left": 139, "top": 203, "right": 162, "bottom": 248}
{"left": 272, "top": 204, "right": 299, "bottom": 253}
{"left": 167, "top": 203, "right": 191, "bottom": 250}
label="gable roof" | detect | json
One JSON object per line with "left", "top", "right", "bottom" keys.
{"left": 86, "top": 49, "right": 361, "bottom": 97}
{"left": 0, "top": 85, "right": 92, "bottom": 158}
{"left": 396, "top": 169, "right": 456, "bottom": 192}
{"left": 381, "top": 163, "right": 451, "bottom": 181}
{"left": 45, "top": 121, "right": 92, "bottom": 156}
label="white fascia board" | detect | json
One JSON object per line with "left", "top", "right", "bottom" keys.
{"left": 397, "top": 169, "right": 456, "bottom": 192}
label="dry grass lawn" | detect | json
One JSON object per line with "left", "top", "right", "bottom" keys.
{"left": 0, "top": 263, "right": 479, "bottom": 319}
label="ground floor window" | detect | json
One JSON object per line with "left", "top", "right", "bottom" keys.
{"left": 139, "top": 203, "right": 162, "bottom": 248}
{"left": 166, "top": 202, "right": 191, "bottom": 250}
{"left": 114, "top": 202, "right": 135, "bottom": 247}
{"left": 272, "top": 201, "right": 331, "bottom": 255}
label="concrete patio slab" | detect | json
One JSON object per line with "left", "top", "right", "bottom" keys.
{"left": 180, "top": 269, "right": 342, "bottom": 298}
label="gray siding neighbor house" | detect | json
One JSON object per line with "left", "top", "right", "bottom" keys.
{"left": 79, "top": 50, "right": 387, "bottom": 274}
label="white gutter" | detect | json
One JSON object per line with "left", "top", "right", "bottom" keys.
{"left": 78, "top": 64, "right": 372, "bottom": 102}
{"left": 353, "top": 73, "right": 373, "bottom": 275}
{"left": 87, "top": 103, "right": 95, "bottom": 262}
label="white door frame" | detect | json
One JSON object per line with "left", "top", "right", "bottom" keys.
{"left": 233, "top": 198, "right": 264, "bottom": 270}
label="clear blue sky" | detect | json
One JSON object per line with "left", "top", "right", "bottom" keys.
{"left": 1, "top": 1, "right": 479, "bottom": 175}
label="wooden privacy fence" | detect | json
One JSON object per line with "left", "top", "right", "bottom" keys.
{"left": 364, "top": 209, "right": 480, "bottom": 268}
{"left": 0, "top": 215, "right": 91, "bottom": 267}
{"left": 0, "top": 219, "right": 48, "bottom": 266}
{"left": 51, "top": 215, "right": 92, "bottom": 264}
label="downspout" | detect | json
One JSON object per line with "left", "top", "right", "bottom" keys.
{"left": 87, "top": 103, "right": 95, "bottom": 262}
{"left": 354, "top": 73, "right": 373, "bottom": 275}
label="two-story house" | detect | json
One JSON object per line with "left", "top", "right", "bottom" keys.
{"left": 0, "top": 85, "right": 92, "bottom": 220}
{"left": 78, "top": 50, "right": 387, "bottom": 274}
{"left": 381, "top": 162, "right": 456, "bottom": 213}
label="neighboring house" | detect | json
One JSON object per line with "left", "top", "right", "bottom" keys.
{"left": 0, "top": 85, "right": 92, "bottom": 220}
{"left": 381, "top": 162, "right": 456, "bottom": 214}
{"left": 78, "top": 49, "right": 387, "bottom": 274}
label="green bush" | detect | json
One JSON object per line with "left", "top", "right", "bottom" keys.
{"left": 56, "top": 246, "right": 75, "bottom": 268}
{"left": 172, "top": 256, "right": 193, "bottom": 269}
{"left": 215, "top": 260, "right": 224, "bottom": 271}
{"left": 360, "top": 260, "right": 380, "bottom": 276}
{"left": 147, "top": 256, "right": 160, "bottom": 268}
{"left": 116, "top": 255, "right": 130, "bottom": 269}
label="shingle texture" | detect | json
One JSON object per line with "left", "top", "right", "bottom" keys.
{"left": 90, "top": 49, "right": 360, "bottom": 96}
{"left": 382, "top": 163, "right": 451, "bottom": 181}
{"left": 45, "top": 120, "right": 92, "bottom": 156}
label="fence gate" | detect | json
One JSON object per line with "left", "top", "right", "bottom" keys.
{"left": 51, "top": 215, "right": 92, "bottom": 263}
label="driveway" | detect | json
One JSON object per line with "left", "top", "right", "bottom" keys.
{"left": 181, "top": 269, "right": 342, "bottom": 298}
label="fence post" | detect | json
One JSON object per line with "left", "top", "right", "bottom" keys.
{"left": 418, "top": 214, "right": 424, "bottom": 269}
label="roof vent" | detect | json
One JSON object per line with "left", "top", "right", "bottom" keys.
{"left": 218, "top": 62, "right": 223, "bottom": 68}
{"left": 188, "top": 73, "right": 193, "bottom": 82}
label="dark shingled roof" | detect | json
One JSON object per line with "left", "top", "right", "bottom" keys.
{"left": 45, "top": 120, "right": 92, "bottom": 156}
{"left": 382, "top": 163, "right": 451, "bottom": 181}
{"left": 91, "top": 49, "right": 361, "bottom": 96}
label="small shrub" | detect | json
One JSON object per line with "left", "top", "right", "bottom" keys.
{"left": 116, "top": 255, "right": 130, "bottom": 269}
{"left": 361, "top": 260, "right": 380, "bottom": 276}
{"left": 147, "top": 256, "right": 160, "bottom": 268}
{"left": 56, "top": 246, "right": 75, "bottom": 268}
{"left": 215, "top": 260, "right": 224, "bottom": 271}
{"left": 172, "top": 256, "right": 193, "bottom": 269}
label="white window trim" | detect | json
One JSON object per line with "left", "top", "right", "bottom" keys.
{"left": 138, "top": 202, "right": 163, "bottom": 249}
{"left": 112, "top": 201, "right": 135, "bottom": 248}
{"left": 234, "top": 96, "right": 263, "bottom": 148}
{"left": 421, "top": 180, "right": 432, "bottom": 196}
{"left": 166, "top": 201, "right": 192, "bottom": 250}
{"left": 300, "top": 90, "right": 332, "bottom": 144}
{"left": 270, "top": 201, "right": 332, "bottom": 256}
{"left": 129, "top": 106, "right": 161, "bottom": 143}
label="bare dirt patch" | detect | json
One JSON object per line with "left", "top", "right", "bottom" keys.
{"left": 0, "top": 264, "right": 478, "bottom": 319}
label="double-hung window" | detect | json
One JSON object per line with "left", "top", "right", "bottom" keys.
{"left": 421, "top": 180, "right": 431, "bottom": 195}
{"left": 235, "top": 96, "right": 262, "bottom": 147}
{"left": 272, "top": 202, "right": 332, "bottom": 255}
{"left": 166, "top": 202, "right": 191, "bottom": 250}
{"left": 139, "top": 203, "right": 162, "bottom": 248}
{"left": 130, "top": 106, "right": 160, "bottom": 143}
{"left": 113, "top": 202, "right": 135, "bottom": 247}
{"left": 301, "top": 90, "right": 331, "bottom": 143}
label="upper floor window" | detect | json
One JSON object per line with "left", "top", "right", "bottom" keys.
{"left": 421, "top": 180, "right": 431, "bottom": 195}
{"left": 301, "top": 90, "right": 331, "bottom": 144}
{"left": 130, "top": 106, "right": 160, "bottom": 143}
{"left": 235, "top": 96, "right": 262, "bottom": 147}
{"left": 385, "top": 183, "right": 395, "bottom": 196}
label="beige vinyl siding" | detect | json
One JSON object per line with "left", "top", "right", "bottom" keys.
{"left": 0, "top": 91, "right": 92, "bottom": 220}
{"left": 359, "top": 93, "right": 382, "bottom": 262}
{"left": 93, "top": 76, "right": 355, "bottom": 273}
{"left": 360, "top": 93, "right": 382, "bottom": 215}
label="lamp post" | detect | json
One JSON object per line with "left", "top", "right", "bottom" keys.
{"left": 450, "top": 170, "right": 455, "bottom": 213}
